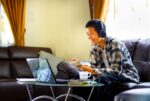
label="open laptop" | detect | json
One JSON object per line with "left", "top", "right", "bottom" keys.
{"left": 17, "top": 58, "right": 69, "bottom": 84}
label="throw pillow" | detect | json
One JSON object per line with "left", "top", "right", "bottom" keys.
{"left": 123, "top": 39, "right": 139, "bottom": 60}
{"left": 39, "top": 51, "right": 64, "bottom": 75}
{"left": 134, "top": 39, "right": 150, "bottom": 61}
{"left": 57, "top": 61, "right": 79, "bottom": 79}
{"left": 133, "top": 60, "right": 150, "bottom": 82}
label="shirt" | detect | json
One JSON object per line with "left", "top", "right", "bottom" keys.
{"left": 90, "top": 37, "right": 139, "bottom": 83}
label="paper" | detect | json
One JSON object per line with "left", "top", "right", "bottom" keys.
{"left": 16, "top": 78, "right": 36, "bottom": 82}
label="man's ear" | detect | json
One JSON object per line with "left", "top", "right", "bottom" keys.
{"left": 99, "top": 30, "right": 106, "bottom": 38}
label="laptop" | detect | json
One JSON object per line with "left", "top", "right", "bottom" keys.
{"left": 18, "top": 58, "right": 69, "bottom": 84}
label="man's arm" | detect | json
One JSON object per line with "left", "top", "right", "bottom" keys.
{"left": 109, "top": 40, "right": 123, "bottom": 73}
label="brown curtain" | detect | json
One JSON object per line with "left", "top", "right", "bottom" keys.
{"left": 89, "top": 0, "right": 110, "bottom": 22}
{"left": 1, "top": 0, "right": 26, "bottom": 46}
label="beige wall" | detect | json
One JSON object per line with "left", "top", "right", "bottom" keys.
{"left": 25, "top": 0, "right": 91, "bottom": 60}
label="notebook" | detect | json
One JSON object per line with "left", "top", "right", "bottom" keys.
{"left": 17, "top": 58, "right": 69, "bottom": 84}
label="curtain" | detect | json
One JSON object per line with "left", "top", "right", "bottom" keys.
{"left": 1, "top": 0, "right": 26, "bottom": 46}
{"left": 89, "top": 0, "right": 110, "bottom": 22}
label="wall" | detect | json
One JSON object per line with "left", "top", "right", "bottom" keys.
{"left": 25, "top": 0, "right": 91, "bottom": 60}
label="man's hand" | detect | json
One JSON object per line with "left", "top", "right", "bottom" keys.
{"left": 78, "top": 65, "right": 103, "bottom": 76}
{"left": 94, "top": 68, "right": 103, "bottom": 76}
{"left": 106, "top": 68, "right": 113, "bottom": 72}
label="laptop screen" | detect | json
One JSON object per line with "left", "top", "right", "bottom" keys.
{"left": 26, "top": 58, "right": 56, "bottom": 83}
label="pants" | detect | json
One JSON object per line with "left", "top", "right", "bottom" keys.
{"left": 95, "top": 72, "right": 132, "bottom": 101}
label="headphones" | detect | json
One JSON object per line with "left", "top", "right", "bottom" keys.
{"left": 95, "top": 20, "right": 106, "bottom": 38}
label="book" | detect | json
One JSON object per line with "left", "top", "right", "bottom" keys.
{"left": 68, "top": 79, "right": 97, "bottom": 86}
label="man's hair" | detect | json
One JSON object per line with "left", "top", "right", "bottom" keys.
{"left": 85, "top": 19, "right": 106, "bottom": 38}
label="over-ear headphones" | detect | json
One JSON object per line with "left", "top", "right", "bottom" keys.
{"left": 95, "top": 20, "right": 106, "bottom": 38}
{"left": 85, "top": 19, "right": 107, "bottom": 38}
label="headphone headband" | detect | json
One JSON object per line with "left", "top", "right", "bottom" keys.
{"left": 95, "top": 20, "right": 106, "bottom": 37}
{"left": 85, "top": 19, "right": 106, "bottom": 38}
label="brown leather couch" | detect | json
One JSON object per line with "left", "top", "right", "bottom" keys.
{"left": 1, "top": 38, "right": 149, "bottom": 101}
{"left": 0, "top": 46, "right": 53, "bottom": 101}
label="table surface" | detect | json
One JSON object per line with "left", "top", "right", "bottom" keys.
{"left": 17, "top": 80, "right": 104, "bottom": 87}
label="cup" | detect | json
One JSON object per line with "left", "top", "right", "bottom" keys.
{"left": 79, "top": 71, "right": 91, "bottom": 81}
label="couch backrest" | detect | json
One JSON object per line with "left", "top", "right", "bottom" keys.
{"left": 123, "top": 39, "right": 139, "bottom": 61}
{"left": 0, "top": 46, "right": 52, "bottom": 79}
{"left": 124, "top": 38, "right": 150, "bottom": 82}
{"left": 134, "top": 39, "right": 150, "bottom": 61}
{"left": 0, "top": 47, "right": 10, "bottom": 79}
{"left": 133, "top": 39, "right": 150, "bottom": 82}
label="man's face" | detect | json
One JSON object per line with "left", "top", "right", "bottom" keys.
{"left": 86, "top": 27, "right": 100, "bottom": 44}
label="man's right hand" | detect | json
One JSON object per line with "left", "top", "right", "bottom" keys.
{"left": 93, "top": 68, "right": 103, "bottom": 76}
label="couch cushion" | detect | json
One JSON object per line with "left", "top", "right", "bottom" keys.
{"left": 134, "top": 39, "right": 150, "bottom": 61}
{"left": 9, "top": 46, "right": 52, "bottom": 59}
{"left": 114, "top": 82, "right": 137, "bottom": 90}
{"left": 133, "top": 82, "right": 150, "bottom": 88}
{"left": 148, "top": 48, "right": 150, "bottom": 61}
{"left": 10, "top": 60, "right": 33, "bottom": 78}
{"left": 133, "top": 60, "right": 150, "bottom": 82}
{"left": 0, "top": 79, "right": 29, "bottom": 101}
{"left": 123, "top": 39, "right": 139, "bottom": 60}
{"left": 115, "top": 88, "right": 150, "bottom": 101}
{"left": 0, "top": 60, "right": 11, "bottom": 78}
{"left": 0, "top": 47, "right": 9, "bottom": 59}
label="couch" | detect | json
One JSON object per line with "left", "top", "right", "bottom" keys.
{"left": 0, "top": 46, "right": 55, "bottom": 101}
{"left": 114, "top": 88, "right": 150, "bottom": 101}
{"left": 57, "top": 38, "right": 150, "bottom": 101}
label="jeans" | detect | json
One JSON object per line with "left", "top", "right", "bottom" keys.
{"left": 95, "top": 72, "right": 132, "bottom": 101}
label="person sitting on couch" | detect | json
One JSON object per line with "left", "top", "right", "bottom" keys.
{"left": 76, "top": 19, "right": 140, "bottom": 101}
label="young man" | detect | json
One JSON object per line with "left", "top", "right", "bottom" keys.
{"left": 78, "top": 19, "right": 139, "bottom": 101}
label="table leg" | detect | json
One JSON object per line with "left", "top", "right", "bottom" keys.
{"left": 50, "top": 86, "right": 56, "bottom": 98}
{"left": 32, "top": 95, "right": 57, "bottom": 101}
{"left": 64, "top": 87, "right": 71, "bottom": 101}
{"left": 25, "top": 84, "right": 32, "bottom": 101}
{"left": 87, "top": 87, "right": 95, "bottom": 101}
{"left": 56, "top": 87, "right": 85, "bottom": 101}
{"left": 25, "top": 84, "right": 57, "bottom": 101}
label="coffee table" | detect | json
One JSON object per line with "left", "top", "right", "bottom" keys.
{"left": 17, "top": 80, "right": 103, "bottom": 101}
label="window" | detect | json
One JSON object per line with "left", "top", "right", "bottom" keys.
{"left": 105, "top": 0, "right": 150, "bottom": 39}
{"left": 0, "top": 2, "right": 14, "bottom": 46}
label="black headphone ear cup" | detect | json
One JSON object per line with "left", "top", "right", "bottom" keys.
{"left": 100, "top": 30, "right": 106, "bottom": 38}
